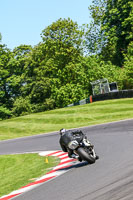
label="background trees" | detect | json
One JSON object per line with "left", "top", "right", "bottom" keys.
{"left": 87, "top": 0, "right": 133, "bottom": 66}
{"left": 0, "top": 45, "right": 13, "bottom": 108}
{"left": 0, "top": 0, "right": 133, "bottom": 119}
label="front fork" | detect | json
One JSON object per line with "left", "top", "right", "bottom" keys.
{"left": 82, "top": 139, "right": 97, "bottom": 159}
{"left": 90, "top": 148, "right": 97, "bottom": 159}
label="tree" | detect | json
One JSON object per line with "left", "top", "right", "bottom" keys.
{"left": 0, "top": 44, "right": 13, "bottom": 108}
{"left": 41, "top": 18, "right": 84, "bottom": 68}
{"left": 87, "top": 0, "right": 133, "bottom": 66}
{"left": 85, "top": 0, "right": 106, "bottom": 54}
{"left": 23, "top": 18, "right": 86, "bottom": 109}
{"left": 0, "top": 106, "right": 12, "bottom": 120}
{"left": 12, "top": 45, "right": 32, "bottom": 76}
{"left": 0, "top": 44, "right": 32, "bottom": 113}
{"left": 12, "top": 96, "right": 32, "bottom": 117}
{"left": 119, "top": 42, "right": 133, "bottom": 89}
{"left": 11, "top": 45, "right": 32, "bottom": 98}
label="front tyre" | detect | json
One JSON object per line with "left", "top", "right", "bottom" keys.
{"left": 76, "top": 147, "right": 95, "bottom": 164}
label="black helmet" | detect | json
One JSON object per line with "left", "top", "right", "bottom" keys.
{"left": 60, "top": 128, "right": 66, "bottom": 135}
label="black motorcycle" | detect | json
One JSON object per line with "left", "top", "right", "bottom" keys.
{"left": 67, "top": 134, "right": 98, "bottom": 164}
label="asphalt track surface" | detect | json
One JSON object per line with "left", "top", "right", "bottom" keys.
{"left": 0, "top": 119, "right": 133, "bottom": 200}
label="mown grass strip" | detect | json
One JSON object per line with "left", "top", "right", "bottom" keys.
{"left": 0, "top": 153, "right": 60, "bottom": 197}
{"left": 0, "top": 98, "right": 133, "bottom": 140}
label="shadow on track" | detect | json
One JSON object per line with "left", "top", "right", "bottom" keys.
{"left": 57, "top": 160, "right": 92, "bottom": 172}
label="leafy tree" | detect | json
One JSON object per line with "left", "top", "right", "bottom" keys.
{"left": 0, "top": 44, "right": 32, "bottom": 119}
{"left": 119, "top": 42, "right": 133, "bottom": 89}
{"left": 23, "top": 18, "right": 85, "bottom": 109}
{"left": 19, "top": 43, "right": 55, "bottom": 112}
{"left": 30, "top": 78, "right": 51, "bottom": 104}
{"left": 85, "top": 0, "right": 106, "bottom": 54}
{"left": 52, "top": 83, "right": 85, "bottom": 108}
{"left": 0, "top": 106, "right": 12, "bottom": 120}
{"left": 12, "top": 45, "right": 32, "bottom": 79}
{"left": 1, "top": 13, "right": 132, "bottom": 119}
{"left": 11, "top": 45, "right": 32, "bottom": 97}
{"left": 0, "top": 44, "right": 32, "bottom": 109}
{"left": 87, "top": 0, "right": 133, "bottom": 66}
{"left": 31, "top": 98, "right": 55, "bottom": 113}
{"left": 41, "top": 18, "right": 84, "bottom": 67}
{"left": 40, "top": 18, "right": 86, "bottom": 106}
{"left": 12, "top": 97, "right": 32, "bottom": 116}
{"left": 0, "top": 44, "right": 13, "bottom": 108}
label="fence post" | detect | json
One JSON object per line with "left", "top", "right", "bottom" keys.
{"left": 90, "top": 95, "right": 93, "bottom": 103}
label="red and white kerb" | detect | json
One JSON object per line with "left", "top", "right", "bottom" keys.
{"left": 0, "top": 151, "right": 77, "bottom": 200}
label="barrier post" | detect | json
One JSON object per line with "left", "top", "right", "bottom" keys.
{"left": 90, "top": 95, "right": 93, "bottom": 103}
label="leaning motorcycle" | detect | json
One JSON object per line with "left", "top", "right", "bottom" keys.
{"left": 68, "top": 137, "right": 97, "bottom": 164}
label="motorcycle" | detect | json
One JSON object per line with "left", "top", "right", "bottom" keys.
{"left": 68, "top": 137, "right": 98, "bottom": 164}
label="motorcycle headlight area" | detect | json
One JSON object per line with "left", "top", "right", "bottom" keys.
{"left": 68, "top": 140, "right": 79, "bottom": 150}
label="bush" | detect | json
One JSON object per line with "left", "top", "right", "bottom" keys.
{"left": 0, "top": 106, "right": 12, "bottom": 120}
{"left": 122, "top": 42, "right": 133, "bottom": 89}
{"left": 32, "top": 98, "right": 55, "bottom": 113}
{"left": 12, "top": 97, "right": 32, "bottom": 116}
{"left": 52, "top": 83, "right": 86, "bottom": 108}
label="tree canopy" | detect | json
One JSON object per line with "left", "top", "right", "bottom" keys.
{"left": 87, "top": 0, "right": 133, "bottom": 66}
{"left": 0, "top": 1, "right": 133, "bottom": 119}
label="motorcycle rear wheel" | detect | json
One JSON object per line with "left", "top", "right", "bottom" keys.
{"left": 76, "top": 147, "right": 95, "bottom": 164}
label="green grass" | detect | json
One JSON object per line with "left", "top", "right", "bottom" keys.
{"left": 0, "top": 98, "right": 133, "bottom": 140}
{"left": 0, "top": 98, "right": 133, "bottom": 196}
{"left": 0, "top": 153, "right": 60, "bottom": 197}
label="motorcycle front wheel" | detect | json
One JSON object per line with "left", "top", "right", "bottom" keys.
{"left": 76, "top": 147, "right": 95, "bottom": 164}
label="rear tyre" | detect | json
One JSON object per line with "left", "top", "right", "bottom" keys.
{"left": 76, "top": 147, "right": 95, "bottom": 164}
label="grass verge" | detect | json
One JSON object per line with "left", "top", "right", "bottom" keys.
{"left": 0, "top": 153, "right": 60, "bottom": 197}
{"left": 0, "top": 98, "right": 133, "bottom": 140}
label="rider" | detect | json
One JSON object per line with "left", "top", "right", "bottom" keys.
{"left": 59, "top": 128, "right": 93, "bottom": 159}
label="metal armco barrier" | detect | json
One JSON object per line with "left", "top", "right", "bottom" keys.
{"left": 67, "top": 96, "right": 93, "bottom": 107}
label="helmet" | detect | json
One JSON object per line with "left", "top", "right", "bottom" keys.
{"left": 60, "top": 128, "right": 66, "bottom": 135}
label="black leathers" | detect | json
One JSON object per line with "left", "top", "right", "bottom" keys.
{"left": 59, "top": 129, "right": 85, "bottom": 153}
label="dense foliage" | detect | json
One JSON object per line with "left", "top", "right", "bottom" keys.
{"left": 0, "top": 0, "right": 133, "bottom": 119}
{"left": 87, "top": 0, "right": 133, "bottom": 66}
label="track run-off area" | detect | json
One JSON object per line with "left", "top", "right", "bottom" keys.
{"left": 0, "top": 119, "right": 133, "bottom": 200}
